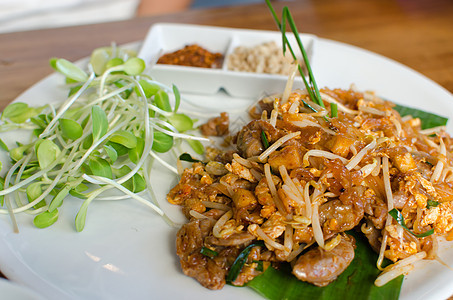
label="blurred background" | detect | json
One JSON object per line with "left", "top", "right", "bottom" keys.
{"left": 0, "top": 0, "right": 271, "bottom": 34}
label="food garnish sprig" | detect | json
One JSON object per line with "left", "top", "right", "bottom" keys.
{"left": 265, "top": 0, "right": 327, "bottom": 110}
{"left": 0, "top": 46, "right": 206, "bottom": 232}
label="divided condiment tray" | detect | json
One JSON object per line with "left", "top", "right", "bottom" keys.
{"left": 138, "top": 23, "right": 316, "bottom": 99}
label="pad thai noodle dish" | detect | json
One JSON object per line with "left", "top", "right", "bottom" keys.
{"left": 167, "top": 85, "right": 453, "bottom": 289}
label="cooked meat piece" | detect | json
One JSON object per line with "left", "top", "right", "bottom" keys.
{"left": 319, "top": 199, "right": 364, "bottom": 235}
{"left": 205, "top": 147, "right": 235, "bottom": 164}
{"left": 176, "top": 219, "right": 240, "bottom": 290}
{"left": 176, "top": 219, "right": 227, "bottom": 290}
{"left": 236, "top": 120, "right": 280, "bottom": 158}
{"left": 292, "top": 234, "right": 355, "bottom": 287}
{"left": 177, "top": 219, "right": 212, "bottom": 254}
{"left": 179, "top": 252, "right": 227, "bottom": 290}
{"left": 232, "top": 187, "right": 262, "bottom": 223}
{"left": 200, "top": 112, "right": 229, "bottom": 136}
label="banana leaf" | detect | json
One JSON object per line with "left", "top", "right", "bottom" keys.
{"left": 393, "top": 103, "right": 448, "bottom": 129}
{"left": 247, "top": 231, "right": 403, "bottom": 300}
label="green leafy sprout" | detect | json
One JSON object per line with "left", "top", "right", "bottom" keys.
{"left": 0, "top": 46, "right": 207, "bottom": 232}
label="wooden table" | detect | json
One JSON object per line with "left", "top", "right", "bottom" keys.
{"left": 1, "top": 0, "right": 453, "bottom": 109}
{"left": 0, "top": 0, "right": 453, "bottom": 295}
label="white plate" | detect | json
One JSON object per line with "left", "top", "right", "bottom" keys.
{"left": 138, "top": 23, "right": 315, "bottom": 98}
{"left": 1, "top": 24, "right": 453, "bottom": 300}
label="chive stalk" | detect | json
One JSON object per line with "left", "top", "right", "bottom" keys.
{"left": 330, "top": 102, "right": 338, "bottom": 117}
{"left": 265, "top": 0, "right": 324, "bottom": 108}
{"left": 200, "top": 246, "right": 219, "bottom": 259}
{"left": 261, "top": 131, "right": 270, "bottom": 149}
{"left": 426, "top": 200, "right": 439, "bottom": 209}
{"left": 226, "top": 241, "right": 265, "bottom": 284}
{"left": 388, "top": 208, "right": 434, "bottom": 238}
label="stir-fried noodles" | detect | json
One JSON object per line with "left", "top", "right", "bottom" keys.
{"left": 167, "top": 86, "right": 453, "bottom": 289}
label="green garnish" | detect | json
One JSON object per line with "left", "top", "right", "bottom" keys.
{"left": 265, "top": 0, "right": 324, "bottom": 108}
{"left": 179, "top": 153, "right": 202, "bottom": 163}
{"left": 226, "top": 240, "right": 265, "bottom": 284}
{"left": 261, "top": 131, "right": 270, "bottom": 149}
{"left": 0, "top": 178, "right": 5, "bottom": 206}
{"left": 427, "top": 199, "right": 440, "bottom": 209}
{"left": 0, "top": 46, "right": 206, "bottom": 232}
{"left": 330, "top": 102, "right": 338, "bottom": 118}
{"left": 301, "top": 99, "right": 318, "bottom": 113}
{"left": 33, "top": 209, "right": 59, "bottom": 228}
{"left": 0, "top": 138, "right": 9, "bottom": 151}
{"left": 172, "top": 84, "right": 181, "bottom": 112}
{"left": 254, "top": 260, "right": 264, "bottom": 272}
{"left": 200, "top": 246, "right": 218, "bottom": 259}
{"left": 389, "top": 208, "right": 434, "bottom": 238}
{"left": 186, "top": 139, "right": 205, "bottom": 155}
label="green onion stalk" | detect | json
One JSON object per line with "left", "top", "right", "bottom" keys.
{"left": 265, "top": 0, "right": 324, "bottom": 108}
